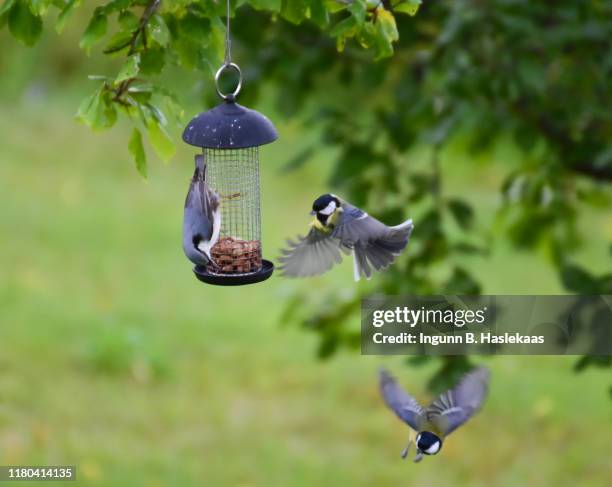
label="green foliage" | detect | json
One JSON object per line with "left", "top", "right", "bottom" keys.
{"left": 128, "top": 127, "right": 147, "bottom": 177}
{"left": 0, "top": 0, "right": 419, "bottom": 176}
{"left": 393, "top": 0, "right": 420, "bottom": 16}
{"left": 115, "top": 53, "right": 140, "bottom": 83}
{"left": 79, "top": 7, "right": 108, "bottom": 54}
{"left": 55, "top": 0, "right": 79, "bottom": 33}
{"left": 76, "top": 82, "right": 117, "bottom": 130}
{"left": 7, "top": 0, "right": 43, "bottom": 46}
{"left": 147, "top": 116, "right": 175, "bottom": 162}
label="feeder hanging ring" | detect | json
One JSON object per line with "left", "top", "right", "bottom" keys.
{"left": 215, "top": 62, "right": 243, "bottom": 101}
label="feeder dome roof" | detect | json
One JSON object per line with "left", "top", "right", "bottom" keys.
{"left": 183, "top": 100, "right": 278, "bottom": 150}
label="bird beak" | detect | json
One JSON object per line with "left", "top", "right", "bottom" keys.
{"left": 309, "top": 211, "right": 316, "bottom": 216}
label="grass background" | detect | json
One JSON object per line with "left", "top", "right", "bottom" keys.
{"left": 0, "top": 15, "right": 611, "bottom": 485}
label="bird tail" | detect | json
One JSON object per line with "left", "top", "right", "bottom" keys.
{"left": 182, "top": 233, "right": 210, "bottom": 267}
{"left": 353, "top": 219, "right": 414, "bottom": 281}
{"left": 196, "top": 240, "right": 214, "bottom": 263}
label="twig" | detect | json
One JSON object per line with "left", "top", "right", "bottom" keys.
{"left": 103, "top": 0, "right": 161, "bottom": 55}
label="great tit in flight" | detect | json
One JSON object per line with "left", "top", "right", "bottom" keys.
{"left": 279, "top": 194, "right": 414, "bottom": 280}
{"left": 182, "top": 154, "right": 221, "bottom": 268}
{"left": 379, "top": 367, "right": 490, "bottom": 463}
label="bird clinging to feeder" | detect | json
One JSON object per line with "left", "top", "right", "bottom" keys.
{"left": 379, "top": 367, "right": 490, "bottom": 463}
{"left": 183, "top": 154, "right": 221, "bottom": 268}
{"left": 181, "top": 0, "right": 277, "bottom": 286}
{"left": 278, "top": 194, "right": 414, "bottom": 280}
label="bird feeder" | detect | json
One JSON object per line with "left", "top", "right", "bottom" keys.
{"left": 182, "top": 61, "right": 277, "bottom": 286}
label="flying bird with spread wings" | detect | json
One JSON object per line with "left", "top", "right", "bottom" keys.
{"left": 278, "top": 194, "right": 413, "bottom": 280}
{"left": 379, "top": 367, "right": 490, "bottom": 463}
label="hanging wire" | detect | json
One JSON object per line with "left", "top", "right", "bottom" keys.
{"left": 224, "top": 0, "right": 232, "bottom": 65}
{"left": 215, "top": 0, "right": 242, "bottom": 99}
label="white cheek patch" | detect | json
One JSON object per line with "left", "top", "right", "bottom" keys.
{"left": 425, "top": 442, "right": 440, "bottom": 455}
{"left": 319, "top": 201, "right": 337, "bottom": 215}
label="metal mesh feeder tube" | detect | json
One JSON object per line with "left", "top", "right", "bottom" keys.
{"left": 182, "top": 99, "right": 277, "bottom": 286}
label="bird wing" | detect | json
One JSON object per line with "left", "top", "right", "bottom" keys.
{"left": 332, "top": 203, "right": 414, "bottom": 280}
{"left": 183, "top": 156, "right": 217, "bottom": 264}
{"left": 425, "top": 367, "right": 490, "bottom": 437}
{"left": 379, "top": 368, "right": 425, "bottom": 431}
{"left": 278, "top": 227, "right": 346, "bottom": 277}
{"left": 184, "top": 157, "right": 215, "bottom": 242}
{"left": 331, "top": 203, "right": 389, "bottom": 245}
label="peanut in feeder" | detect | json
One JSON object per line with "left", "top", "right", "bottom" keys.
{"left": 181, "top": 2, "right": 277, "bottom": 286}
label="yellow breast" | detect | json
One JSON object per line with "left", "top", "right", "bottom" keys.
{"left": 310, "top": 207, "right": 343, "bottom": 234}
{"left": 310, "top": 218, "right": 331, "bottom": 234}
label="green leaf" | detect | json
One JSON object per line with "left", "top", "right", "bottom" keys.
{"left": 56, "top": 0, "right": 79, "bottom": 33}
{"left": 76, "top": 85, "right": 116, "bottom": 130}
{"left": 560, "top": 265, "right": 597, "bottom": 293}
{"left": 598, "top": 274, "right": 612, "bottom": 294}
{"left": 200, "top": 16, "right": 225, "bottom": 71}
{"left": 447, "top": 199, "right": 474, "bottom": 230}
{"left": 147, "top": 120, "right": 175, "bottom": 162}
{"left": 27, "top": 0, "right": 51, "bottom": 16}
{"left": 309, "top": 0, "right": 328, "bottom": 27}
{"left": 147, "top": 14, "right": 170, "bottom": 47}
{"left": 103, "top": 30, "right": 132, "bottom": 55}
{"left": 331, "top": 13, "right": 357, "bottom": 36}
{"left": 356, "top": 21, "right": 378, "bottom": 50}
{"left": 100, "top": 0, "right": 130, "bottom": 15}
{"left": 118, "top": 10, "right": 138, "bottom": 31}
{"left": 174, "top": 38, "right": 200, "bottom": 70}
{"left": 249, "top": 0, "right": 281, "bottom": 11}
{"left": 0, "top": 0, "right": 15, "bottom": 16}
{"left": 394, "top": 0, "right": 421, "bottom": 16}
{"left": 0, "top": 0, "right": 15, "bottom": 28}
{"left": 374, "top": 7, "right": 398, "bottom": 58}
{"left": 139, "top": 47, "right": 166, "bottom": 75}
{"left": 146, "top": 102, "right": 167, "bottom": 126}
{"left": 153, "top": 87, "right": 184, "bottom": 124}
{"left": 446, "top": 267, "right": 481, "bottom": 294}
{"left": 80, "top": 9, "right": 107, "bottom": 55}
{"left": 281, "top": 0, "right": 308, "bottom": 24}
{"left": 126, "top": 80, "right": 153, "bottom": 104}
{"left": 115, "top": 54, "right": 140, "bottom": 84}
{"left": 178, "top": 12, "right": 210, "bottom": 41}
{"left": 377, "top": 8, "right": 398, "bottom": 41}
{"left": 348, "top": 0, "right": 366, "bottom": 24}
{"left": 128, "top": 128, "right": 147, "bottom": 178}
{"left": 317, "top": 334, "right": 339, "bottom": 360}
{"left": 8, "top": 0, "right": 43, "bottom": 47}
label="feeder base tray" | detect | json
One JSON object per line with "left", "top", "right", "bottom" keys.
{"left": 193, "top": 259, "right": 274, "bottom": 286}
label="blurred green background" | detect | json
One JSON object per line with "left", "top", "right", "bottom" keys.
{"left": 1, "top": 1, "right": 611, "bottom": 486}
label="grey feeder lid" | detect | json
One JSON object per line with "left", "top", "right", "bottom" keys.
{"left": 182, "top": 99, "right": 278, "bottom": 150}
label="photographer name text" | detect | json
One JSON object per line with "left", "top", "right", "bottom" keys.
{"left": 372, "top": 332, "right": 544, "bottom": 345}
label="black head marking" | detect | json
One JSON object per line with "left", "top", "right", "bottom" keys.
{"left": 416, "top": 431, "right": 442, "bottom": 455}
{"left": 312, "top": 194, "right": 340, "bottom": 212}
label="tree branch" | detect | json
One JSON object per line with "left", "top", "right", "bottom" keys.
{"left": 103, "top": 0, "right": 161, "bottom": 55}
